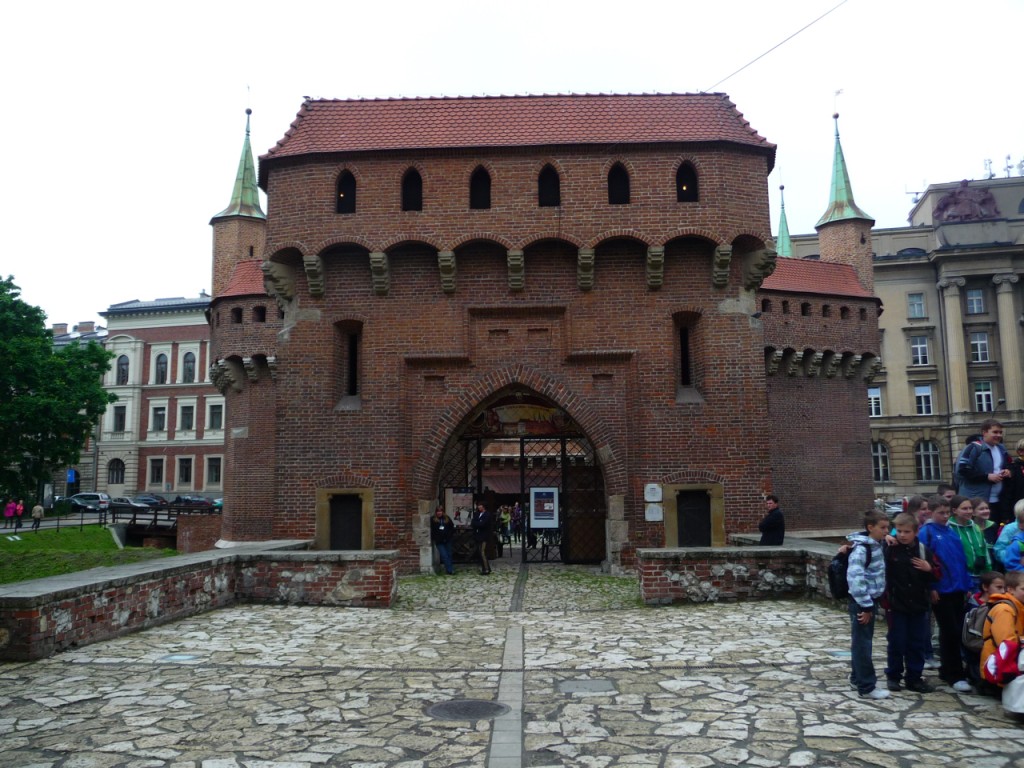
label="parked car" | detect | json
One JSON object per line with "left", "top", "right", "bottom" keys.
{"left": 134, "top": 494, "right": 169, "bottom": 507}
{"left": 109, "top": 496, "right": 151, "bottom": 514}
{"left": 212, "top": 498, "right": 223, "bottom": 511}
{"left": 174, "top": 495, "right": 212, "bottom": 507}
{"left": 68, "top": 492, "right": 111, "bottom": 514}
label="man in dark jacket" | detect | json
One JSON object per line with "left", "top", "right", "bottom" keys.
{"left": 758, "top": 495, "right": 785, "bottom": 545}
{"left": 471, "top": 503, "right": 493, "bottom": 575}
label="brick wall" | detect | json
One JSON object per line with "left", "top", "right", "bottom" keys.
{"left": 0, "top": 547, "right": 398, "bottom": 660}
{"left": 637, "top": 546, "right": 836, "bottom": 604}
{"left": 176, "top": 513, "right": 223, "bottom": 553}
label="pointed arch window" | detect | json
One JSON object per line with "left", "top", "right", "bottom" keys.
{"left": 336, "top": 171, "right": 356, "bottom": 214}
{"left": 116, "top": 355, "right": 129, "bottom": 385}
{"left": 608, "top": 163, "right": 630, "bottom": 205}
{"left": 676, "top": 163, "right": 699, "bottom": 202}
{"left": 182, "top": 352, "right": 196, "bottom": 383}
{"left": 538, "top": 165, "right": 561, "bottom": 207}
{"left": 470, "top": 166, "right": 491, "bottom": 209}
{"left": 401, "top": 168, "right": 423, "bottom": 211}
{"left": 155, "top": 353, "right": 168, "bottom": 384}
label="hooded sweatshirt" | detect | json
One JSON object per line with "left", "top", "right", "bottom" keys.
{"left": 918, "top": 519, "right": 973, "bottom": 594}
{"left": 950, "top": 519, "right": 992, "bottom": 575}
{"left": 980, "top": 591, "right": 1024, "bottom": 686}
{"left": 846, "top": 531, "right": 886, "bottom": 611}
{"left": 1003, "top": 531, "right": 1024, "bottom": 573}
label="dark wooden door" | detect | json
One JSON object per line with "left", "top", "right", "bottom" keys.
{"left": 676, "top": 490, "right": 711, "bottom": 547}
{"left": 329, "top": 494, "right": 362, "bottom": 549}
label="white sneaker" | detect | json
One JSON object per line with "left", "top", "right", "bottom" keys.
{"left": 860, "top": 688, "right": 890, "bottom": 700}
{"left": 951, "top": 680, "right": 973, "bottom": 693}
{"left": 923, "top": 659, "right": 940, "bottom": 669}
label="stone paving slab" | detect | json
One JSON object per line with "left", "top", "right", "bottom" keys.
{"left": 0, "top": 562, "right": 1021, "bottom": 767}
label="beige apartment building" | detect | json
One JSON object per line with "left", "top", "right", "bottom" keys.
{"left": 790, "top": 176, "right": 1024, "bottom": 500}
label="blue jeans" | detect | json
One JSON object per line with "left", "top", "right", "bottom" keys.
{"left": 435, "top": 541, "right": 453, "bottom": 574}
{"left": 849, "top": 600, "right": 879, "bottom": 695}
{"left": 885, "top": 610, "right": 929, "bottom": 684}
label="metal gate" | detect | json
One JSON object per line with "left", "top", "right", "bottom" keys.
{"left": 436, "top": 434, "right": 606, "bottom": 564}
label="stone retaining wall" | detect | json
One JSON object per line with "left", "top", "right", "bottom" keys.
{"left": 637, "top": 546, "right": 835, "bottom": 604}
{"left": 0, "top": 544, "right": 399, "bottom": 661}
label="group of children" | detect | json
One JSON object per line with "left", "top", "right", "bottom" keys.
{"left": 846, "top": 492, "right": 1024, "bottom": 704}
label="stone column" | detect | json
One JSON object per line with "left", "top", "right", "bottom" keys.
{"left": 938, "top": 277, "right": 969, "bottom": 414}
{"left": 994, "top": 274, "right": 1023, "bottom": 410}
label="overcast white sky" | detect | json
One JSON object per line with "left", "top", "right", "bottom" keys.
{"left": 1, "top": 0, "right": 1019, "bottom": 328}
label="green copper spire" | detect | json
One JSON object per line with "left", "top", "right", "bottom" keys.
{"left": 776, "top": 184, "right": 793, "bottom": 257}
{"left": 212, "top": 109, "right": 266, "bottom": 220}
{"left": 815, "top": 113, "right": 872, "bottom": 229}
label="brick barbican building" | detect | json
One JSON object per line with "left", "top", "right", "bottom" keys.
{"left": 208, "top": 96, "right": 880, "bottom": 572}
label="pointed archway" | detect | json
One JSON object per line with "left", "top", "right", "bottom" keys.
{"left": 435, "top": 389, "right": 606, "bottom": 565}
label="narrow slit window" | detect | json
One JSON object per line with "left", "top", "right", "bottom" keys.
{"left": 608, "top": 163, "right": 630, "bottom": 205}
{"left": 538, "top": 165, "right": 561, "bottom": 207}
{"left": 401, "top": 168, "right": 423, "bottom": 211}
{"left": 469, "top": 166, "right": 491, "bottom": 209}
{"left": 336, "top": 171, "right": 356, "bottom": 214}
{"left": 676, "top": 163, "right": 699, "bottom": 202}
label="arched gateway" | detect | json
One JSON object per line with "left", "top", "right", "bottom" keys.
{"left": 433, "top": 390, "right": 607, "bottom": 566}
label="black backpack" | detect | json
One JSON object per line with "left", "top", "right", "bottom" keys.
{"left": 828, "top": 542, "right": 871, "bottom": 600}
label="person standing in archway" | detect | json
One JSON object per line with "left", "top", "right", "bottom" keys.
{"left": 430, "top": 505, "right": 456, "bottom": 575}
{"left": 471, "top": 502, "right": 493, "bottom": 575}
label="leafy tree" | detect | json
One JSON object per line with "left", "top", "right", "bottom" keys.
{"left": 0, "top": 277, "right": 115, "bottom": 499}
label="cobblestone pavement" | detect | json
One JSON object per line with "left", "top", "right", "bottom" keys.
{"left": 1, "top": 559, "right": 1022, "bottom": 767}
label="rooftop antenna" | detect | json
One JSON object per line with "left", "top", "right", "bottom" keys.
{"left": 1018, "top": 158, "right": 1024, "bottom": 177}
{"left": 984, "top": 159, "right": 995, "bottom": 179}
{"left": 904, "top": 183, "right": 925, "bottom": 204}
{"left": 1005, "top": 155, "right": 1014, "bottom": 178}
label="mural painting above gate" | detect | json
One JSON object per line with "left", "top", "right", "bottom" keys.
{"left": 461, "top": 393, "right": 585, "bottom": 439}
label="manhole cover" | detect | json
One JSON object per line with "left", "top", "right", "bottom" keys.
{"left": 426, "top": 699, "right": 510, "bottom": 721}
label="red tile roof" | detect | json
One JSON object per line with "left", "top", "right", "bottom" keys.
{"left": 220, "top": 260, "right": 266, "bottom": 298}
{"left": 260, "top": 93, "right": 774, "bottom": 175}
{"left": 761, "top": 258, "right": 874, "bottom": 298}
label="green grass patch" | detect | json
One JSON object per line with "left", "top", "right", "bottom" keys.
{"left": 0, "top": 527, "right": 176, "bottom": 585}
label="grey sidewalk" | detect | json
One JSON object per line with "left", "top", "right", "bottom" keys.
{"left": 0, "top": 562, "right": 1021, "bottom": 767}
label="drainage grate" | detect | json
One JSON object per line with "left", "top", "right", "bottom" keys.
{"left": 426, "top": 699, "right": 510, "bottom": 721}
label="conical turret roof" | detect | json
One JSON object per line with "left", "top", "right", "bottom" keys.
{"left": 212, "top": 109, "right": 266, "bottom": 221}
{"left": 776, "top": 185, "right": 793, "bottom": 257}
{"left": 815, "top": 113, "right": 872, "bottom": 228}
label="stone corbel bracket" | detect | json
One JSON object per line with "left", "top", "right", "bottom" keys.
{"left": 369, "top": 251, "right": 390, "bottom": 296}
{"left": 743, "top": 246, "right": 778, "bottom": 289}
{"left": 646, "top": 246, "right": 665, "bottom": 289}
{"left": 242, "top": 357, "right": 259, "bottom": 382}
{"left": 822, "top": 351, "right": 841, "bottom": 379}
{"left": 212, "top": 359, "right": 244, "bottom": 393}
{"left": 863, "top": 357, "right": 883, "bottom": 382}
{"left": 841, "top": 353, "right": 863, "bottom": 379}
{"left": 784, "top": 350, "right": 803, "bottom": 377}
{"left": 437, "top": 250, "right": 456, "bottom": 294}
{"left": 266, "top": 355, "right": 278, "bottom": 379}
{"left": 577, "top": 248, "right": 595, "bottom": 291}
{"left": 303, "top": 254, "right": 325, "bottom": 297}
{"left": 765, "top": 348, "right": 784, "bottom": 376}
{"left": 803, "top": 351, "right": 824, "bottom": 378}
{"left": 712, "top": 245, "right": 732, "bottom": 288}
{"left": 262, "top": 261, "right": 296, "bottom": 306}
{"left": 507, "top": 250, "right": 525, "bottom": 292}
